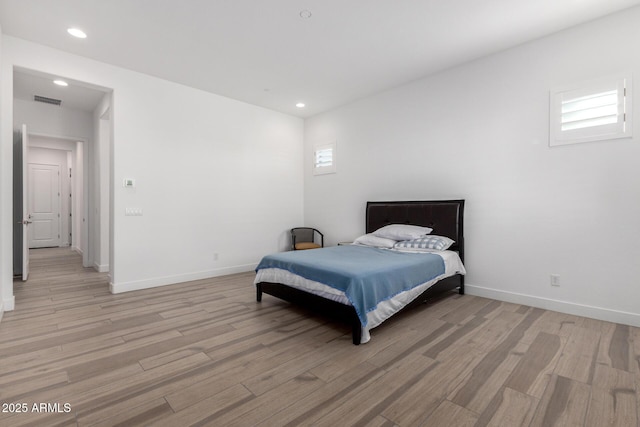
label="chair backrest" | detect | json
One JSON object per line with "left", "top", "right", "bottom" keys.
{"left": 292, "top": 228, "right": 314, "bottom": 242}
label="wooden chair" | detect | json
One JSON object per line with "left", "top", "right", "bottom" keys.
{"left": 291, "top": 227, "right": 324, "bottom": 250}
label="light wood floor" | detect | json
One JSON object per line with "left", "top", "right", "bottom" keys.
{"left": 1, "top": 248, "right": 638, "bottom": 426}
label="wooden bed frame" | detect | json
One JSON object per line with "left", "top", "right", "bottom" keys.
{"left": 256, "top": 200, "right": 465, "bottom": 345}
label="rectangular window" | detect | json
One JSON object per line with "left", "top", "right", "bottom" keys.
{"left": 313, "top": 142, "right": 336, "bottom": 175}
{"left": 550, "top": 73, "right": 632, "bottom": 146}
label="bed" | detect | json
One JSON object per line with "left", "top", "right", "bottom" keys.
{"left": 255, "top": 200, "right": 465, "bottom": 344}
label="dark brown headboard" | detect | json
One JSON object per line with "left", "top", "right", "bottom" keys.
{"left": 366, "top": 200, "right": 465, "bottom": 261}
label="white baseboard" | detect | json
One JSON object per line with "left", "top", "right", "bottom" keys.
{"left": 109, "top": 263, "right": 257, "bottom": 294}
{"left": 1, "top": 296, "right": 15, "bottom": 316}
{"left": 93, "top": 263, "right": 109, "bottom": 273}
{"left": 72, "top": 246, "right": 83, "bottom": 255}
{"left": 465, "top": 284, "right": 640, "bottom": 328}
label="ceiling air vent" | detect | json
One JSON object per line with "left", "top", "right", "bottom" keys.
{"left": 34, "top": 95, "right": 62, "bottom": 106}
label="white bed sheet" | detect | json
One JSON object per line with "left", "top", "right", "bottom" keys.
{"left": 254, "top": 249, "right": 466, "bottom": 344}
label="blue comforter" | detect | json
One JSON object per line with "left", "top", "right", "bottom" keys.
{"left": 255, "top": 245, "right": 445, "bottom": 326}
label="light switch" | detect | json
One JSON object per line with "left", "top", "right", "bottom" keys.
{"left": 123, "top": 178, "right": 135, "bottom": 188}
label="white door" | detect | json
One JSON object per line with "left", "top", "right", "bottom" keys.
{"left": 21, "top": 125, "right": 30, "bottom": 280}
{"left": 28, "top": 163, "right": 61, "bottom": 248}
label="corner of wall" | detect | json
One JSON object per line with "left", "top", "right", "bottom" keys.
{"left": 93, "top": 262, "right": 109, "bottom": 273}
{"left": 1, "top": 295, "right": 14, "bottom": 313}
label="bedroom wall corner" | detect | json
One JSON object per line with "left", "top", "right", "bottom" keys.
{"left": 106, "top": 75, "right": 304, "bottom": 290}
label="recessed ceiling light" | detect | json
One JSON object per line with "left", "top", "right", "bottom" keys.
{"left": 53, "top": 80, "right": 69, "bottom": 87}
{"left": 299, "top": 10, "right": 312, "bottom": 19}
{"left": 296, "top": 103, "right": 306, "bottom": 108}
{"left": 67, "top": 28, "right": 87, "bottom": 38}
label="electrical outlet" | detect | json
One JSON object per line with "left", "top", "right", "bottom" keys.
{"left": 550, "top": 274, "right": 560, "bottom": 287}
{"left": 213, "top": 253, "right": 219, "bottom": 261}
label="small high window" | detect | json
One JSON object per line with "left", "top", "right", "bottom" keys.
{"left": 550, "top": 73, "right": 632, "bottom": 146}
{"left": 313, "top": 142, "right": 336, "bottom": 175}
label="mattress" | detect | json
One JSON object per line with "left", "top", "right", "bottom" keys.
{"left": 254, "top": 248, "right": 465, "bottom": 343}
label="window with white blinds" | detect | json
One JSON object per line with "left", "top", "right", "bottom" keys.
{"left": 313, "top": 142, "right": 336, "bottom": 175}
{"left": 550, "top": 74, "right": 632, "bottom": 146}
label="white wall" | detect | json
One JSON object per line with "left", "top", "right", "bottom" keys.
{"left": 1, "top": 36, "right": 304, "bottom": 303}
{"left": 14, "top": 98, "right": 93, "bottom": 140}
{"left": 304, "top": 7, "right": 640, "bottom": 326}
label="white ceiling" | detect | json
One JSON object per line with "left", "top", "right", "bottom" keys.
{"left": 2, "top": 0, "right": 640, "bottom": 118}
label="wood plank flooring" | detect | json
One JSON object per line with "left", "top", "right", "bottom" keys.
{"left": 1, "top": 247, "right": 639, "bottom": 426}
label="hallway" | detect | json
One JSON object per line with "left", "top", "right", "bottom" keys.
{"left": 14, "top": 247, "right": 109, "bottom": 310}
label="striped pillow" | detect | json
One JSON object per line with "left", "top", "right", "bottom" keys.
{"left": 394, "top": 235, "right": 454, "bottom": 251}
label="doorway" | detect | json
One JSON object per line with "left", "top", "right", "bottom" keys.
{"left": 13, "top": 132, "right": 87, "bottom": 279}
{"left": 12, "top": 68, "right": 112, "bottom": 284}
{"left": 25, "top": 136, "right": 84, "bottom": 251}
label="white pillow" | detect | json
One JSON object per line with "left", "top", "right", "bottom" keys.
{"left": 353, "top": 233, "right": 397, "bottom": 248}
{"left": 372, "top": 224, "right": 433, "bottom": 241}
{"left": 393, "top": 235, "right": 454, "bottom": 251}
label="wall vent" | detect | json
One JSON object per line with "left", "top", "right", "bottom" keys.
{"left": 34, "top": 95, "right": 62, "bottom": 106}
